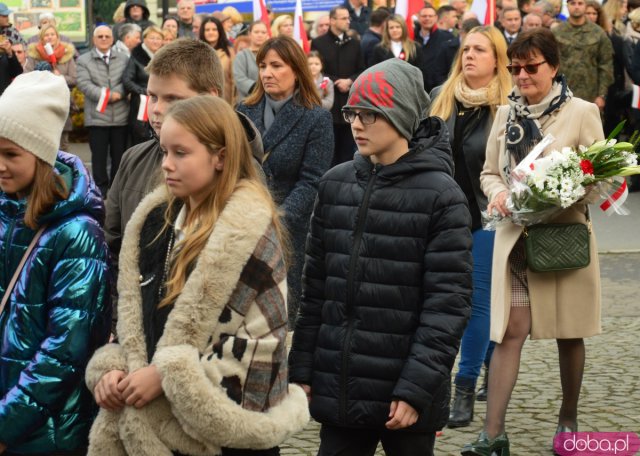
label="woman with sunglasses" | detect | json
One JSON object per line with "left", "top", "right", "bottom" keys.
{"left": 429, "top": 25, "right": 511, "bottom": 430}
{"left": 462, "top": 28, "right": 604, "bottom": 456}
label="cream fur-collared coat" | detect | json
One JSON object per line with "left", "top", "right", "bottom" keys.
{"left": 85, "top": 185, "right": 309, "bottom": 456}
{"left": 481, "top": 97, "right": 604, "bottom": 343}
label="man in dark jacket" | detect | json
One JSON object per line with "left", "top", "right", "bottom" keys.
{"left": 414, "top": 4, "right": 456, "bottom": 92}
{"left": 112, "top": 0, "right": 155, "bottom": 41}
{"left": 312, "top": 6, "right": 365, "bottom": 165}
{"left": 289, "top": 59, "right": 473, "bottom": 456}
{"left": 360, "top": 8, "right": 390, "bottom": 67}
{"left": 0, "top": 33, "right": 22, "bottom": 95}
{"left": 343, "top": 0, "right": 371, "bottom": 36}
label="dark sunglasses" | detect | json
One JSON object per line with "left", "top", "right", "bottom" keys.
{"left": 506, "top": 60, "right": 547, "bottom": 75}
{"left": 342, "top": 109, "right": 378, "bottom": 125}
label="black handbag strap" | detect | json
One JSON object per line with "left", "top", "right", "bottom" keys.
{"left": 0, "top": 225, "right": 47, "bottom": 317}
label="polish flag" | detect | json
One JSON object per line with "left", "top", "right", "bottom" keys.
{"left": 395, "top": 0, "right": 423, "bottom": 39}
{"left": 600, "top": 178, "right": 629, "bottom": 215}
{"left": 470, "top": 0, "right": 497, "bottom": 25}
{"left": 293, "top": 0, "right": 310, "bottom": 53}
{"left": 253, "top": 0, "right": 272, "bottom": 36}
{"left": 631, "top": 84, "right": 640, "bottom": 110}
{"left": 96, "top": 87, "right": 110, "bottom": 113}
{"left": 137, "top": 94, "right": 149, "bottom": 122}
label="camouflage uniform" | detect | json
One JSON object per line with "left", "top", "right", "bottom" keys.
{"left": 553, "top": 20, "right": 613, "bottom": 102}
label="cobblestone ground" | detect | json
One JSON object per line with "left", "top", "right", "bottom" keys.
{"left": 281, "top": 254, "right": 640, "bottom": 455}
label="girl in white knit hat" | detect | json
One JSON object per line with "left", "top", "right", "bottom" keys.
{"left": 0, "top": 71, "right": 111, "bottom": 454}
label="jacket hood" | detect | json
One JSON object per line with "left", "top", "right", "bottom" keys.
{"left": 0, "top": 151, "right": 104, "bottom": 226}
{"left": 125, "top": 0, "right": 150, "bottom": 20}
{"left": 354, "top": 116, "right": 454, "bottom": 182}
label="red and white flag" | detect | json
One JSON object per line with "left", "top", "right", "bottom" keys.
{"left": 293, "top": 0, "right": 310, "bottom": 53}
{"left": 96, "top": 87, "right": 110, "bottom": 113}
{"left": 137, "top": 94, "right": 149, "bottom": 122}
{"left": 632, "top": 84, "right": 640, "bottom": 110}
{"left": 600, "top": 177, "right": 629, "bottom": 215}
{"left": 395, "top": 0, "right": 423, "bottom": 39}
{"left": 253, "top": 0, "right": 272, "bottom": 37}
{"left": 470, "top": 0, "right": 497, "bottom": 25}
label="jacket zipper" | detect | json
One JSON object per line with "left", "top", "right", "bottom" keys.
{"left": 339, "top": 166, "right": 377, "bottom": 424}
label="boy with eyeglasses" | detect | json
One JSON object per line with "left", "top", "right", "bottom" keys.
{"left": 289, "top": 58, "right": 473, "bottom": 456}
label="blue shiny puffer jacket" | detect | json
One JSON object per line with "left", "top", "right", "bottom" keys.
{"left": 0, "top": 151, "right": 111, "bottom": 453}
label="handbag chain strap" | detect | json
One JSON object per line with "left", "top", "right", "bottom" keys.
{"left": 0, "top": 224, "right": 47, "bottom": 318}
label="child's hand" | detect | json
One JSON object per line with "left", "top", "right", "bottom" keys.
{"left": 385, "top": 400, "right": 418, "bottom": 430}
{"left": 118, "top": 365, "right": 164, "bottom": 408}
{"left": 94, "top": 370, "right": 127, "bottom": 411}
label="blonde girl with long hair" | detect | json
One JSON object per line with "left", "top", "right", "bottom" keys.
{"left": 86, "top": 95, "right": 309, "bottom": 456}
{"left": 370, "top": 14, "right": 422, "bottom": 67}
{"left": 429, "top": 25, "right": 511, "bottom": 430}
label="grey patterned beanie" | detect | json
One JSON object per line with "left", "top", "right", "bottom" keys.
{"left": 345, "top": 59, "right": 431, "bottom": 141}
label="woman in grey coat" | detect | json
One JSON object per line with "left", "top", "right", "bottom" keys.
{"left": 237, "top": 36, "right": 333, "bottom": 327}
{"left": 234, "top": 21, "right": 269, "bottom": 101}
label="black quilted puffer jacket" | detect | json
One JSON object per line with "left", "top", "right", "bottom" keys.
{"left": 289, "top": 117, "right": 473, "bottom": 432}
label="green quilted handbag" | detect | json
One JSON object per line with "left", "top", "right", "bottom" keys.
{"left": 523, "top": 222, "right": 591, "bottom": 273}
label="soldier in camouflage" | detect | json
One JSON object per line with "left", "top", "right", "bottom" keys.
{"left": 552, "top": 0, "right": 613, "bottom": 110}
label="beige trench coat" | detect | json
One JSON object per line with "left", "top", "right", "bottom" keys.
{"left": 481, "top": 97, "right": 604, "bottom": 343}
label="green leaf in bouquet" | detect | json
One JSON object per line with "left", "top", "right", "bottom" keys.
{"left": 606, "top": 120, "right": 626, "bottom": 141}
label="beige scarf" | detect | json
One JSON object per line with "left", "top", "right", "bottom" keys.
{"left": 453, "top": 77, "right": 501, "bottom": 109}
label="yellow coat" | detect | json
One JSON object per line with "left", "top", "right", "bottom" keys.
{"left": 480, "top": 97, "right": 604, "bottom": 343}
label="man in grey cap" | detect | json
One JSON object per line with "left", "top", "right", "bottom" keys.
{"left": 289, "top": 59, "right": 473, "bottom": 456}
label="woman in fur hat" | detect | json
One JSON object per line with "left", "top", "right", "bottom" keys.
{"left": 86, "top": 95, "right": 309, "bottom": 456}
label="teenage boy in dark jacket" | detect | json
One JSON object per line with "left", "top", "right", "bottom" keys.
{"left": 289, "top": 59, "right": 473, "bottom": 456}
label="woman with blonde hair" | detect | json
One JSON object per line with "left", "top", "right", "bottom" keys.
{"left": 429, "top": 25, "right": 511, "bottom": 430}
{"left": 25, "top": 24, "right": 76, "bottom": 151}
{"left": 237, "top": 36, "right": 333, "bottom": 327}
{"left": 86, "top": 95, "right": 309, "bottom": 456}
{"left": 371, "top": 14, "right": 421, "bottom": 67}
{"left": 603, "top": 0, "right": 627, "bottom": 35}
{"left": 271, "top": 14, "right": 294, "bottom": 37}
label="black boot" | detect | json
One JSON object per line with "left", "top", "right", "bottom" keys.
{"left": 476, "top": 368, "right": 489, "bottom": 402}
{"left": 448, "top": 385, "right": 475, "bottom": 428}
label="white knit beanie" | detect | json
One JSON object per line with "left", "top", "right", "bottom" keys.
{"left": 0, "top": 71, "right": 70, "bottom": 166}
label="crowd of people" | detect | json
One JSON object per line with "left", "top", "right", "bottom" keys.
{"left": 0, "top": 0, "right": 634, "bottom": 454}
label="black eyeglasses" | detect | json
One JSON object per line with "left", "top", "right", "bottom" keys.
{"left": 506, "top": 61, "right": 547, "bottom": 75}
{"left": 342, "top": 109, "right": 377, "bottom": 125}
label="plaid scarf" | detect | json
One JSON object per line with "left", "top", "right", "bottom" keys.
{"left": 505, "top": 74, "right": 572, "bottom": 165}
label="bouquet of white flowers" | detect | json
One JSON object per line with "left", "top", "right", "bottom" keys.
{"left": 483, "top": 126, "right": 640, "bottom": 229}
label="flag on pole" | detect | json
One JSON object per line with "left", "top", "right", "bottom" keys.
{"left": 470, "top": 0, "right": 496, "bottom": 25}
{"left": 253, "top": 0, "right": 272, "bottom": 36}
{"left": 632, "top": 84, "right": 640, "bottom": 110}
{"left": 137, "top": 94, "right": 149, "bottom": 122}
{"left": 293, "top": 0, "right": 310, "bottom": 53}
{"left": 395, "top": 0, "right": 423, "bottom": 39}
{"left": 96, "top": 87, "right": 110, "bottom": 113}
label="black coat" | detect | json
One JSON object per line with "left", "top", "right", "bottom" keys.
{"left": 343, "top": 0, "right": 371, "bottom": 37}
{"left": 414, "top": 28, "right": 456, "bottom": 92}
{"left": 0, "top": 53, "right": 22, "bottom": 96}
{"left": 311, "top": 30, "right": 365, "bottom": 124}
{"left": 370, "top": 44, "right": 423, "bottom": 69}
{"left": 289, "top": 117, "right": 473, "bottom": 432}
{"left": 431, "top": 86, "right": 493, "bottom": 230}
{"left": 360, "top": 29, "right": 382, "bottom": 68}
{"left": 123, "top": 44, "right": 152, "bottom": 143}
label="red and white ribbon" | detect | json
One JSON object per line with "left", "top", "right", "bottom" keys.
{"left": 137, "top": 94, "right": 149, "bottom": 122}
{"left": 600, "top": 177, "right": 629, "bottom": 215}
{"left": 96, "top": 87, "right": 110, "bottom": 113}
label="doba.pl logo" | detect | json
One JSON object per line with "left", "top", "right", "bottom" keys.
{"left": 554, "top": 432, "right": 640, "bottom": 455}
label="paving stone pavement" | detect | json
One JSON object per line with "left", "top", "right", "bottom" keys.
{"left": 281, "top": 253, "right": 640, "bottom": 456}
